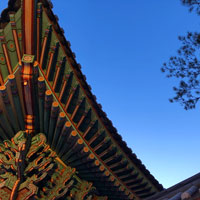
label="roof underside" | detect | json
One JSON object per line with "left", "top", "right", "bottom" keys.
{"left": 0, "top": 0, "right": 163, "bottom": 199}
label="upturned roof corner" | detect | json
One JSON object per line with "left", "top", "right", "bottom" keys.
{"left": 0, "top": 1, "right": 164, "bottom": 199}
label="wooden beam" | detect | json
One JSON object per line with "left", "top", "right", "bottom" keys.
{"left": 98, "top": 145, "right": 115, "bottom": 158}
{"left": 0, "top": 107, "right": 14, "bottom": 138}
{"left": 36, "top": 3, "right": 42, "bottom": 62}
{"left": 38, "top": 76, "right": 46, "bottom": 133}
{"left": 71, "top": 98, "right": 84, "bottom": 120}
{"left": 61, "top": 138, "right": 84, "bottom": 162}
{"left": 0, "top": 30, "right": 12, "bottom": 74}
{"left": 46, "top": 42, "right": 59, "bottom": 80}
{"left": 9, "top": 14, "right": 21, "bottom": 62}
{"left": 44, "top": 90, "right": 53, "bottom": 135}
{"left": 51, "top": 112, "right": 66, "bottom": 149}
{"left": 88, "top": 129, "right": 103, "bottom": 145}
{"left": 0, "top": 71, "right": 3, "bottom": 85}
{"left": 59, "top": 73, "right": 71, "bottom": 101}
{"left": 58, "top": 130, "right": 78, "bottom": 158}
{"left": 48, "top": 101, "right": 59, "bottom": 145}
{"left": 0, "top": 85, "right": 20, "bottom": 132}
{"left": 8, "top": 74, "right": 25, "bottom": 130}
{"left": 52, "top": 57, "right": 66, "bottom": 90}
{"left": 64, "top": 85, "right": 78, "bottom": 111}
{"left": 56, "top": 121, "right": 72, "bottom": 153}
{"left": 21, "top": 0, "right": 36, "bottom": 133}
{"left": 93, "top": 137, "right": 110, "bottom": 152}
{"left": 82, "top": 120, "right": 95, "bottom": 138}
{"left": 76, "top": 110, "right": 88, "bottom": 129}
{"left": 40, "top": 25, "right": 51, "bottom": 67}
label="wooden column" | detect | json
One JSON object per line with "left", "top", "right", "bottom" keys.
{"left": 21, "top": 0, "right": 36, "bottom": 134}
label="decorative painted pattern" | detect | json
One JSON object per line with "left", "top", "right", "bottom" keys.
{"left": 0, "top": 0, "right": 163, "bottom": 199}
{"left": 0, "top": 131, "right": 107, "bottom": 200}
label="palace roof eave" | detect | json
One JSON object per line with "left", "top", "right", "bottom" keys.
{"left": 0, "top": 0, "right": 163, "bottom": 194}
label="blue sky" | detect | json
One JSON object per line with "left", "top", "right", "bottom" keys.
{"left": 1, "top": 0, "right": 200, "bottom": 189}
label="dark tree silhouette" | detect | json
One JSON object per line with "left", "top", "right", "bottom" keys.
{"left": 182, "top": 0, "right": 200, "bottom": 15}
{"left": 161, "top": 0, "right": 200, "bottom": 110}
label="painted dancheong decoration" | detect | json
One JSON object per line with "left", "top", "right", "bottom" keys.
{"left": 0, "top": 0, "right": 163, "bottom": 199}
{"left": 0, "top": 131, "right": 106, "bottom": 199}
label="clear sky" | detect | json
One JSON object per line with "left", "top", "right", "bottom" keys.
{"left": 1, "top": 0, "right": 200, "bottom": 189}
